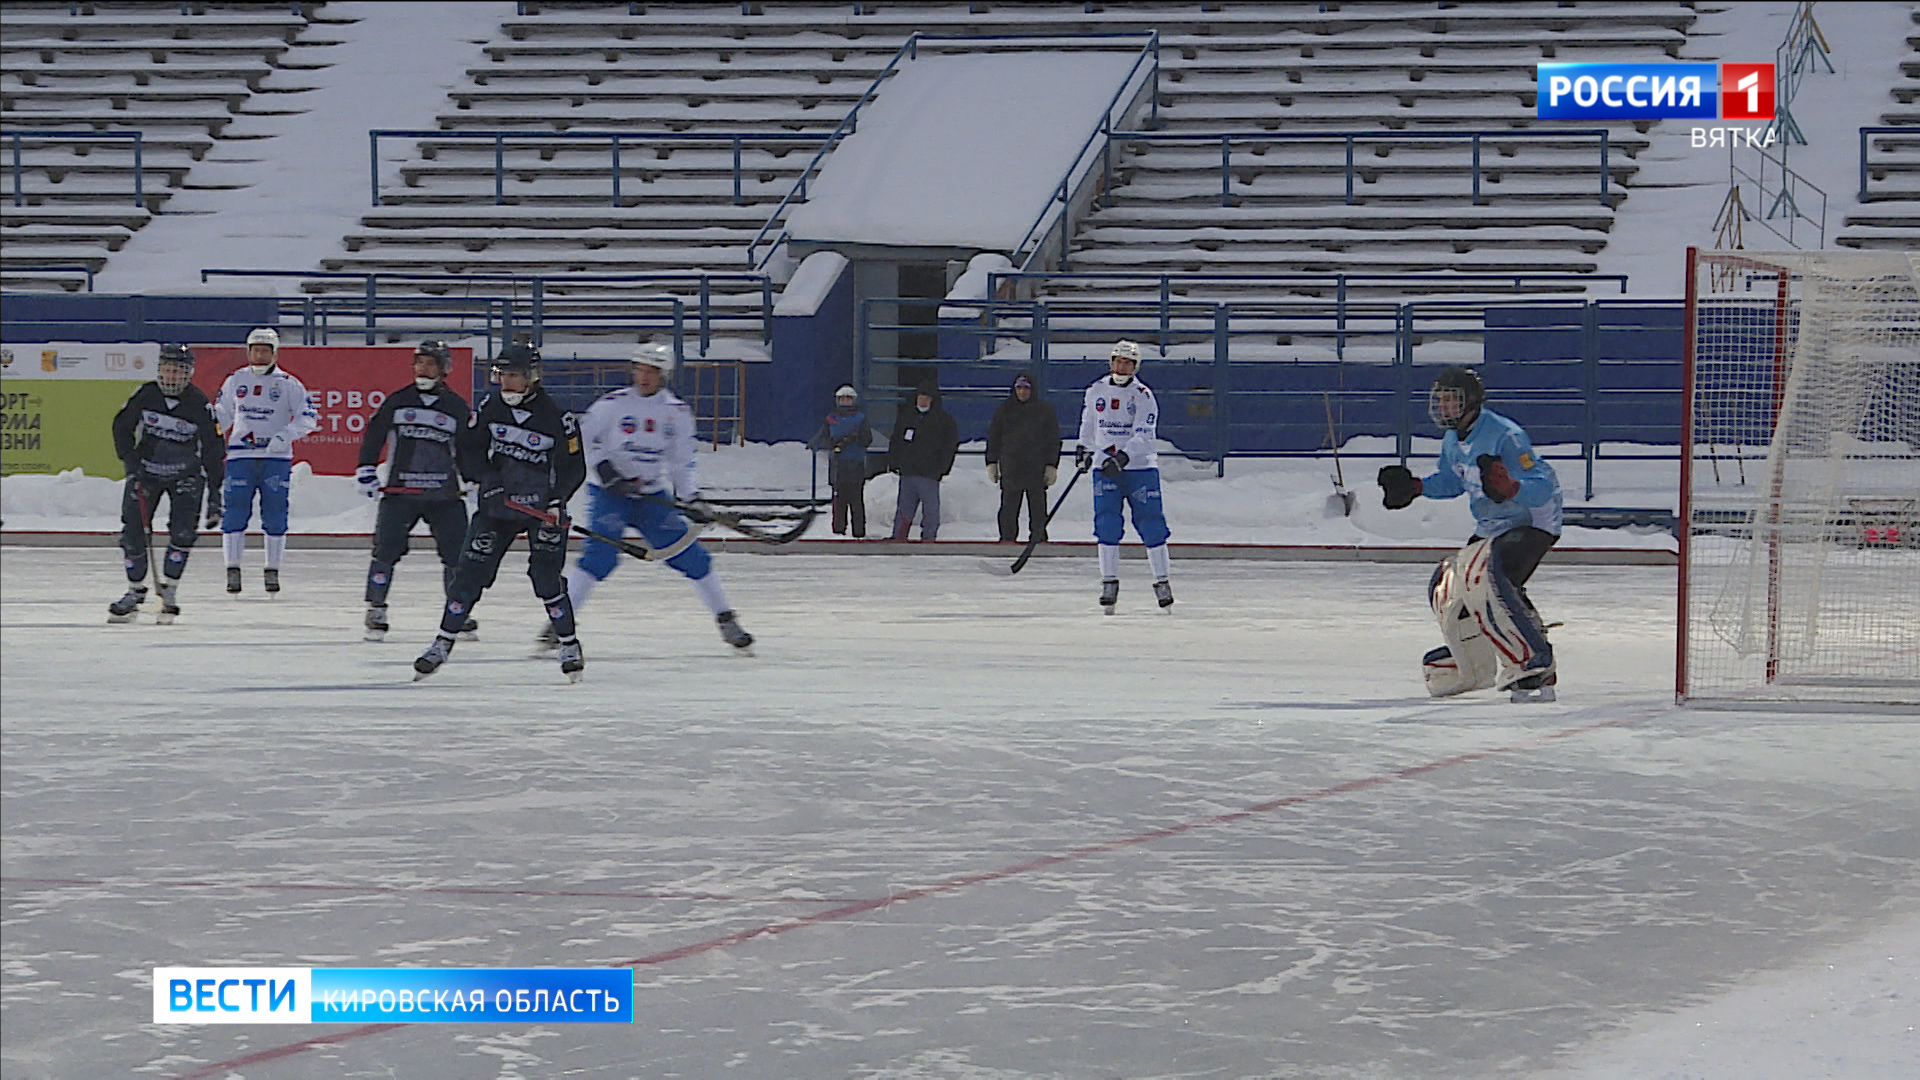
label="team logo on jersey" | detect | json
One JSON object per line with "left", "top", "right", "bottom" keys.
{"left": 236, "top": 385, "right": 249, "bottom": 398}
{"left": 1094, "top": 398, "right": 1105, "bottom": 412}
{"left": 644, "top": 418, "right": 655, "bottom": 433}
{"left": 620, "top": 417, "right": 637, "bottom": 434}
{"left": 1110, "top": 398, "right": 1121, "bottom": 411}
{"left": 268, "top": 386, "right": 281, "bottom": 402}
{"left": 1518, "top": 451, "right": 1535, "bottom": 470}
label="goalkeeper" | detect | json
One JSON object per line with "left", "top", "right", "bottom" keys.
{"left": 1377, "top": 366, "right": 1562, "bottom": 700}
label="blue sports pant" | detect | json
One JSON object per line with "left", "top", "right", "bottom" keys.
{"left": 1092, "top": 467, "right": 1169, "bottom": 546}
{"left": 222, "top": 457, "right": 292, "bottom": 534}
{"left": 577, "top": 485, "right": 713, "bottom": 582}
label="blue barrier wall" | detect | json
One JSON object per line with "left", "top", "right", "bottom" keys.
{"left": 763, "top": 260, "right": 856, "bottom": 444}
{"left": 0, "top": 294, "right": 279, "bottom": 344}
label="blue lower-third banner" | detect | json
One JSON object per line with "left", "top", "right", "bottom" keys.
{"left": 153, "top": 967, "right": 634, "bottom": 1024}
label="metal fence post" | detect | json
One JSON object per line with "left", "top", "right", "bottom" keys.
{"left": 369, "top": 131, "right": 380, "bottom": 207}
{"left": 1471, "top": 133, "right": 1482, "bottom": 206}
{"left": 1582, "top": 301, "right": 1599, "bottom": 500}
{"left": 1220, "top": 135, "right": 1231, "bottom": 207}
{"left": 698, "top": 275, "right": 712, "bottom": 355}
{"left": 612, "top": 136, "right": 621, "bottom": 206}
{"left": 1395, "top": 303, "right": 1412, "bottom": 463}
{"left": 1158, "top": 275, "right": 1171, "bottom": 354}
{"left": 531, "top": 277, "right": 545, "bottom": 347}
{"left": 363, "top": 275, "right": 376, "bottom": 345}
{"left": 1213, "top": 303, "right": 1230, "bottom": 477}
{"left": 494, "top": 134, "right": 505, "bottom": 206}
{"left": 1345, "top": 134, "right": 1355, "bottom": 205}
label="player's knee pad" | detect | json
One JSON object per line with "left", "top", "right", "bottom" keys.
{"left": 1427, "top": 548, "right": 1499, "bottom": 696}
{"left": 664, "top": 539, "right": 711, "bottom": 581}
{"left": 1455, "top": 538, "right": 1552, "bottom": 683}
{"left": 163, "top": 545, "right": 190, "bottom": 580}
{"left": 1092, "top": 479, "right": 1125, "bottom": 544}
{"left": 576, "top": 537, "right": 621, "bottom": 581}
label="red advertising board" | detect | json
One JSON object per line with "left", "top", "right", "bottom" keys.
{"left": 190, "top": 345, "right": 474, "bottom": 476}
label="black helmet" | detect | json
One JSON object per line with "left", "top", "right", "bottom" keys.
{"left": 414, "top": 339, "right": 452, "bottom": 369}
{"left": 156, "top": 343, "right": 195, "bottom": 394}
{"left": 1428, "top": 365, "right": 1485, "bottom": 435}
{"left": 491, "top": 342, "right": 541, "bottom": 380}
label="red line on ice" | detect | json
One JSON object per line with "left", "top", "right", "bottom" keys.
{"left": 167, "top": 714, "right": 1639, "bottom": 1079}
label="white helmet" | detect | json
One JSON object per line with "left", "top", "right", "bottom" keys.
{"left": 246, "top": 327, "right": 280, "bottom": 351}
{"left": 631, "top": 343, "right": 676, "bottom": 375}
{"left": 1109, "top": 339, "right": 1141, "bottom": 363}
{"left": 835, "top": 385, "right": 857, "bottom": 401}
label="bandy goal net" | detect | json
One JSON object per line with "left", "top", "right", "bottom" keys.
{"left": 1680, "top": 248, "right": 1919, "bottom": 708}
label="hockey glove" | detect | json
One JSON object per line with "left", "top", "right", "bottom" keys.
{"left": 1476, "top": 454, "right": 1519, "bottom": 503}
{"left": 1378, "top": 464, "right": 1421, "bottom": 510}
{"left": 683, "top": 497, "right": 717, "bottom": 522}
{"left": 986, "top": 462, "right": 1000, "bottom": 484}
{"left": 121, "top": 456, "right": 143, "bottom": 481}
{"left": 593, "top": 459, "right": 640, "bottom": 499}
{"left": 1044, "top": 465, "right": 1058, "bottom": 487}
{"left": 356, "top": 464, "right": 380, "bottom": 499}
{"left": 1099, "top": 448, "right": 1129, "bottom": 478}
{"left": 1074, "top": 446, "right": 1094, "bottom": 473}
{"left": 203, "top": 498, "right": 222, "bottom": 531}
{"left": 266, "top": 432, "right": 293, "bottom": 456}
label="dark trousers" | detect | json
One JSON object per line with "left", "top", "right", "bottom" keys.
{"left": 997, "top": 481, "right": 1047, "bottom": 543}
{"left": 831, "top": 476, "right": 867, "bottom": 538}
{"left": 366, "top": 495, "right": 468, "bottom": 604}
{"left": 119, "top": 475, "right": 205, "bottom": 583}
{"left": 438, "top": 511, "right": 576, "bottom": 641}
{"left": 1481, "top": 525, "right": 1558, "bottom": 616}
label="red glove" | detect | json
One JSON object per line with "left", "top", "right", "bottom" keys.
{"left": 1476, "top": 454, "right": 1519, "bottom": 503}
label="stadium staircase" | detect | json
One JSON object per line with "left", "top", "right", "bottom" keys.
{"left": 1837, "top": 3, "right": 1920, "bottom": 251}
{"left": 0, "top": 1, "right": 346, "bottom": 291}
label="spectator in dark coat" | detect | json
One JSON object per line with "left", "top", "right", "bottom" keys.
{"left": 888, "top": 384, "right": 959, "bottom": 541}
{"left": 985, "top": 372, "right": 1062, "bottom": 543}
{"left": 814, "top": 384, "right": 872, "bottom": 538}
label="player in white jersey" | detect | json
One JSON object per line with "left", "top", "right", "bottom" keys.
{"left": 559, "top": 344, "right": 754, "bottom": 652}
{"left": 213, "top": 328, "right": 318, "bottom": 595}
{"left": 1075, "top": 339, "right": 1173, "bottom": 613}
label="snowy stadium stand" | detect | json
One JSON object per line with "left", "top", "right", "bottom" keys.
{"left": 307, "top": 0, "right": 1695, "bottom": 333}
{"left": 0, "top": 0, "right": 341, "bottom": 290}
{"left": 1837, "top": 5, "right": 1920, "bottom": 251}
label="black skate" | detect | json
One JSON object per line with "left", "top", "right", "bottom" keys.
{"left": 716, "top": 610, "right": 754, "bottom": 654}
{"left": 1153, "top": 579, "right": 1174, "bottom": 610}
{"left": 534, "top": 624, "right": 559, "bottom": 654}
{"left": 457, "top": 618, "right": 479, "bottom": 642}
{"left": 156, "top": 582, "right": 180, "bottom": 625}
{"left": 1508, "top": 667, "right": 1558, "bottom": 704}
{"left": 226, "top": 566, "right": 242, "bottom": 594}
{"left": 263, "top": 568, "right": 280, "bottom": 595}
{"left": 556, "top": 640, "right": 585, "bottom": 683}
{"left": 107, "top": 586, "right": 148, "bottom": 624}
{"left": 364, "top": 604, "right": 389, "bottom": 642}
{"left": 1099, "top": 579, "right": 1119, "bottom": 614}
{"left": 412, "top": 636, "right": 453, "bottom": 681}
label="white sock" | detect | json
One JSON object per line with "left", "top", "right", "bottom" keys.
{"left": 565, "top": 565, "right": 599, "bottom": 612}
{"left": 264, "top": 534, "right": 286, "bottom": 569}
{"left": 1147, "top": 544, "right": 1170, "bottom": 581}
{"left": 690, "top": 572, "right": 731, "bottom": 617}
{"left": 1098, "top": 544, "right": 1120, "bottom": 580}
{"left": 222, "top": 531, "right": 244, "bottom": 567}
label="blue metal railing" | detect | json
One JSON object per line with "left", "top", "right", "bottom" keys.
{"left": 367, "top": 129, "right": 835, "bottom": 208}
{"left": 4, "top": 130, "right": 146, "bottom": 208}
{"left": 985, "top": 271, "right": 1630, "bottom": 359}
{"left": 747, "top": 31, "right": 1162, "bottom": 270}
{"left": 1858, "top": 125, "right": 1918, "bottom": 203}
{"left": 1002, "top": 31, "right": 1160, "bottom": 274}
{"left": 200, "top": 268, "right": 773, "bottom": 350}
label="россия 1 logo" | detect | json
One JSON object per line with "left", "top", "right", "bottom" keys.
{"left": 1537, "top": 63, "right": 1774, "bottom": 121}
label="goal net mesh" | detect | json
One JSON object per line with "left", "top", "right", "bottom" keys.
{"left": 1683, "top": 250, "right": 1920, "bottom": 706}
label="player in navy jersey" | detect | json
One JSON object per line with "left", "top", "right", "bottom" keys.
{"left": 412, "top": 344, "right": 587, "bottom": 682}
{"left": 1379, "top": 366, "right": 1564, "bottom": 701}
{"left": 107, "top": 344, "right": 223, "bottom": 623}
{"left": 355, "top": 341, "right": 472, "bottom": 641}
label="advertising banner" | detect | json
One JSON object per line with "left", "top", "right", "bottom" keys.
{"left": 191, "top": 345, "right": 475, "bottom": 477}
{"left": 0, "top": 343, "right": 153, "bottom": 477}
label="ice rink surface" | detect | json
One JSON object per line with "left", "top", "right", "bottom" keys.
{"left": 2, "top": 547, "right": 1915, "bottom": 1079}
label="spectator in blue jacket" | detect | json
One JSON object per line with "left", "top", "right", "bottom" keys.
{"left": 816, "top": 385, "right": 872, "bottom": 538}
